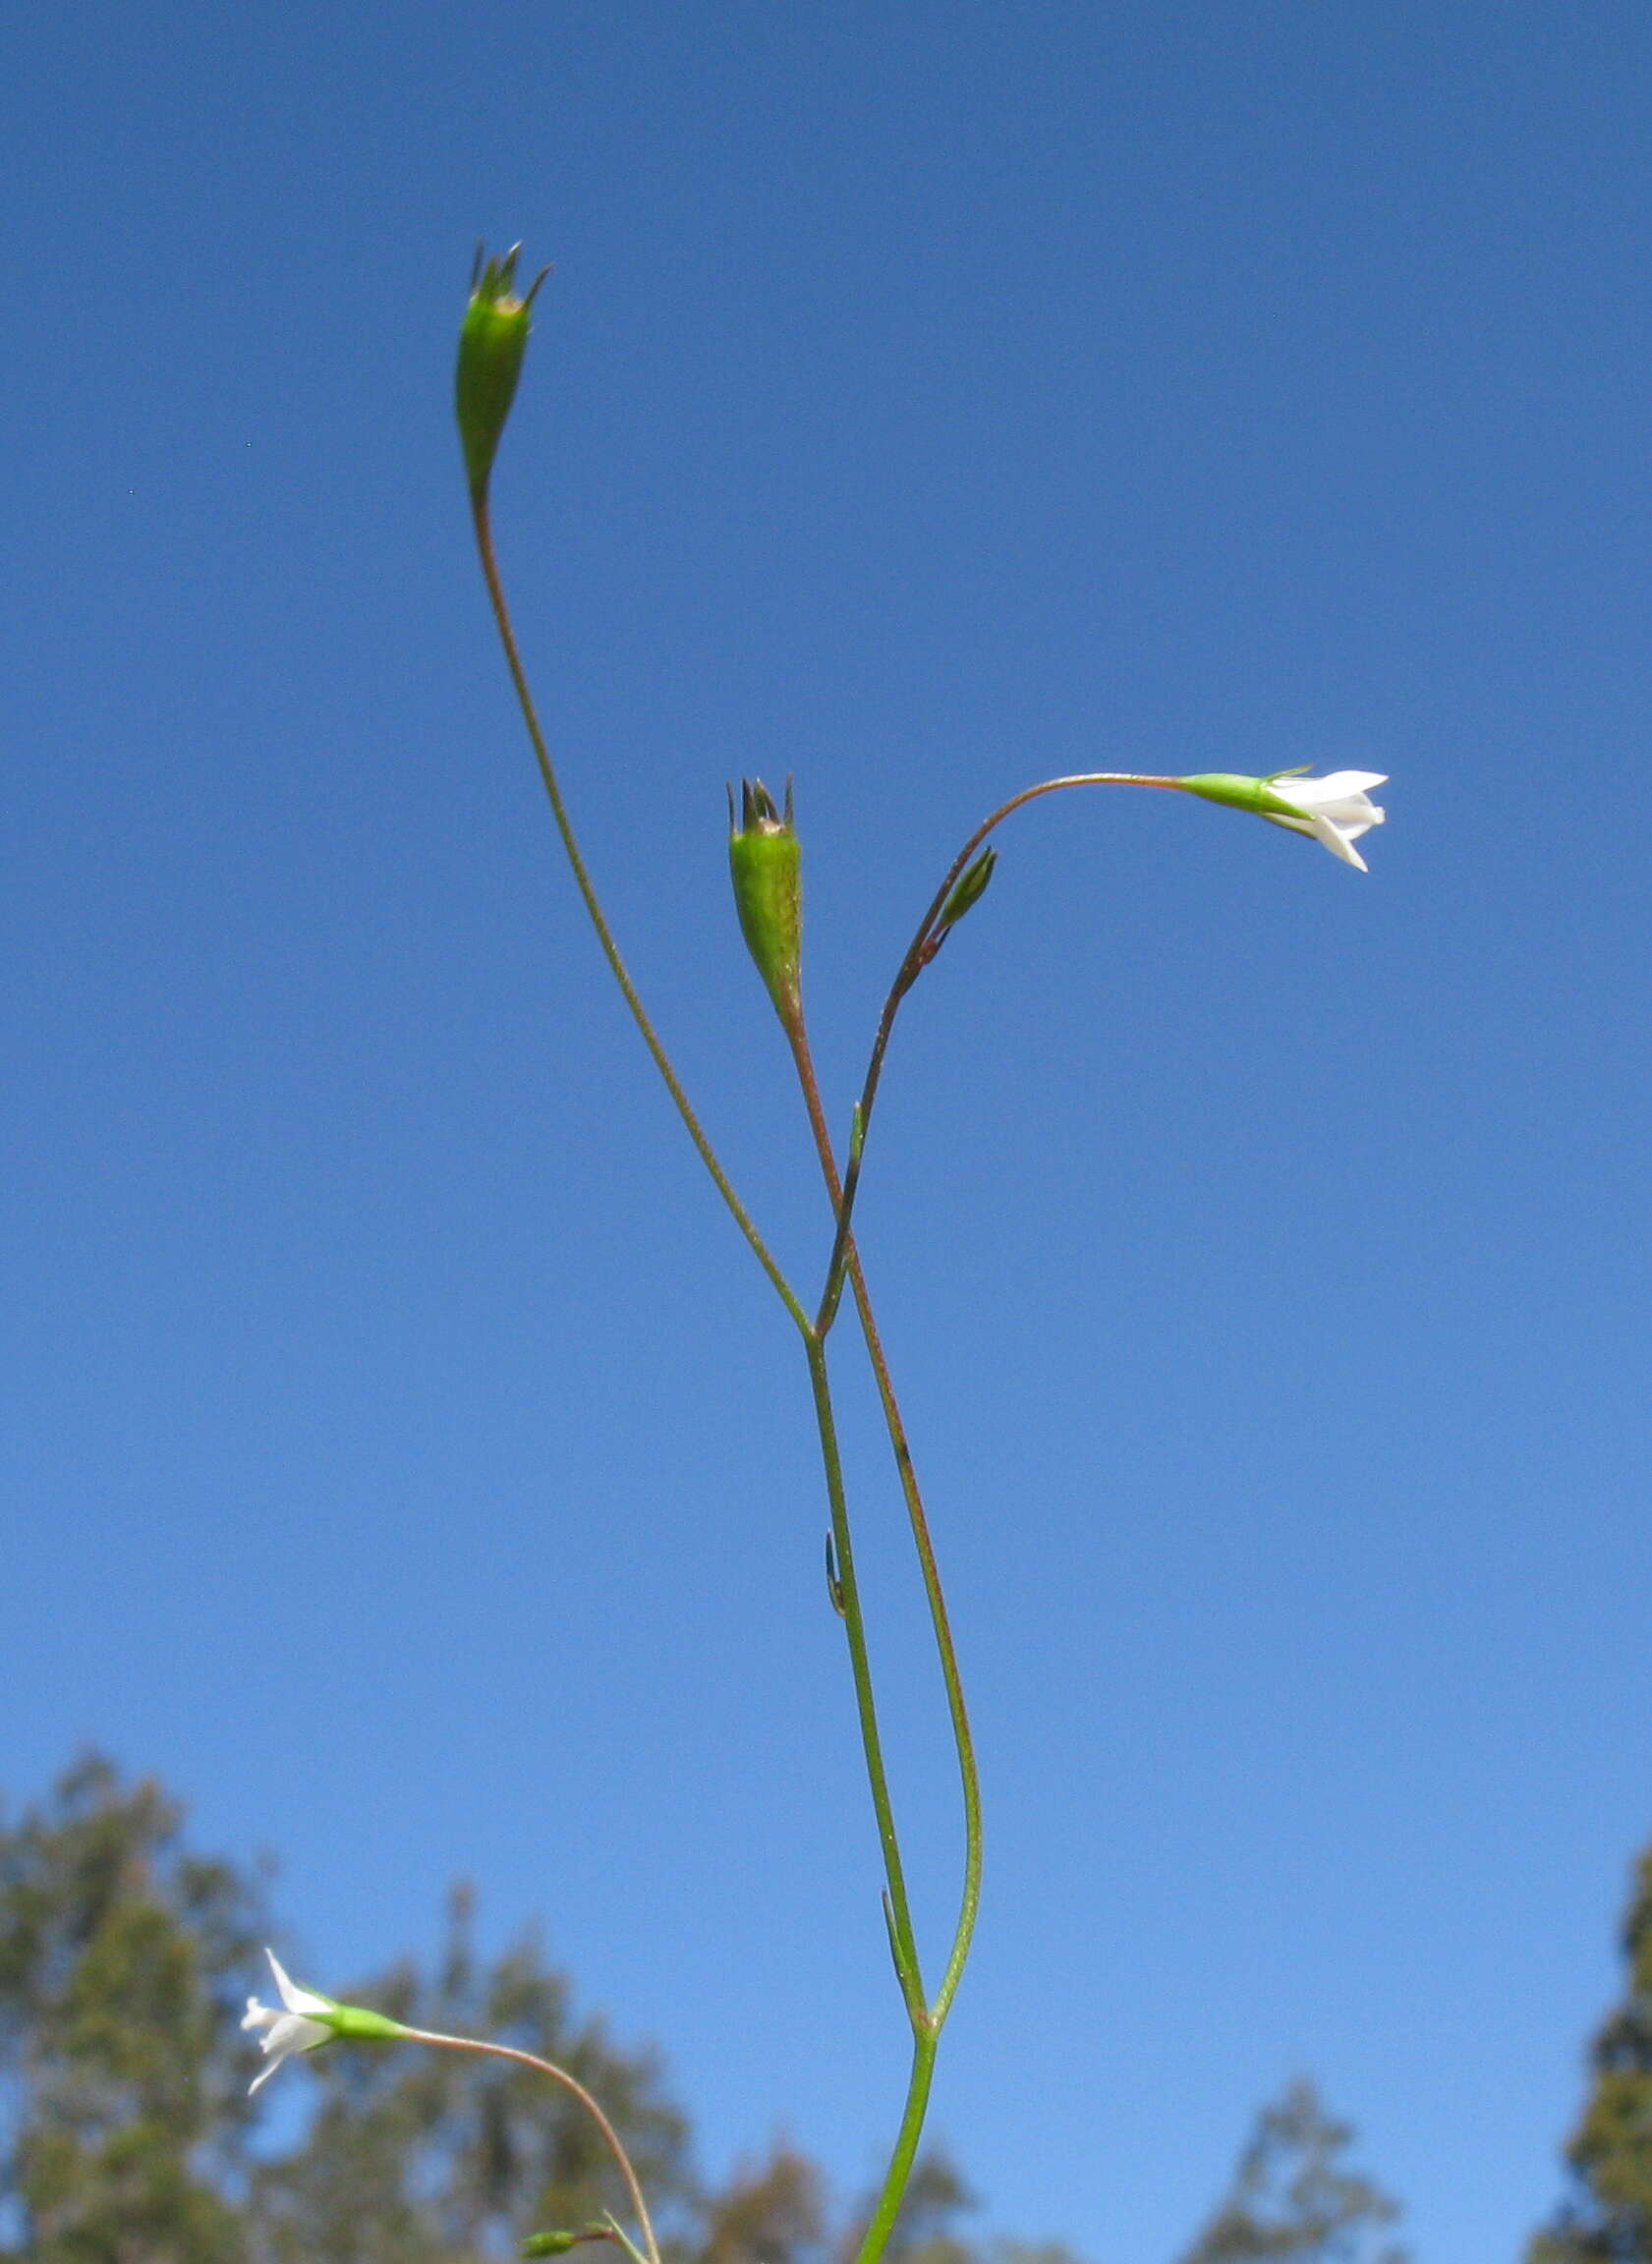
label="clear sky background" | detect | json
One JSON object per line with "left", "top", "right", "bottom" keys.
{"left": 5, "top": 5, "right": 1651, "bottom": 2259}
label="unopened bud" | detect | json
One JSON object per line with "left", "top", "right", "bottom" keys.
{"left": 728, "top": 777, "right": 803, "bottom": 1025}
{"left": 936, "top": 846, "right": 997, "bottom": 935}
{"left": 456, "top": 244, "right": 549, "bottom": 502}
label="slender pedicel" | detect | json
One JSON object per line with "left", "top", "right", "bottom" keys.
{"left": 458, "top": 252, "right": 810, "bottom": 1336}
{"left": 819, "top": 773, "right": 1183, "bottom": 1330}
{"left": 404, "top": 2026, "right": 662, "bottom": 2264}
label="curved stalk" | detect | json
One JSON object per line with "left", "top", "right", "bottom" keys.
{"left": 819, "top": 772, "right": 1184, "bottom": 1330}
{"left": 470, "top": 492, "right": 810, "bottom": 1338}
{"left": 402, "top": 2024, "right": 661, "bottom": 2264}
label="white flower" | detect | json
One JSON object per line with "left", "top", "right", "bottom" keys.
{"left": 1262, "top": 770, "right": 1388, "bottom": 871}
{"left": 242, "top": 1948, "right": 335, "bottom": 2092}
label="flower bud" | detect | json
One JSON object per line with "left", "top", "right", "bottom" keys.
{"left": 728, "top": 777, "right": 803, "bottom": 1025}
{"left": 936, "top": 846, "right": 997, "bottom": 936}
{"left": 456, "top": 244, "right": 549, "bottom": 502}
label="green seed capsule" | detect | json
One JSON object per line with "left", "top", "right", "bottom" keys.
{"left": 728, "top": 777, "right": 803, "bottom": 1025}
{"left": 456, "top": 244, "right": 548, "bottom": 502}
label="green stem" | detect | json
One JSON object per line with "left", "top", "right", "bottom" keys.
{"left": 778, "top": 778, "right": 1198, "bottom": 2257}
{"left": 469, "top": 490, "right": 810, "bottom": 1338}
{"left": 784, "top": 1018, "right": 981, "bottom": 2033}
{"left": 852, "top": 1293, "right": 981, "bottom": 2031}
{"left": 852, "top": 2033, "right": 940, "bottom": 2264}
{"left": 805, "top": 1333, "right": 927, "bottom": 2024}
{"left": 785, "top": 1015, "right": 982, "bottom": 2264}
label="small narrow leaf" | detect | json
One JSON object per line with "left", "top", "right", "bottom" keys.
{"left": 825, "top": 1533, "right": 846, "bottom": 1617}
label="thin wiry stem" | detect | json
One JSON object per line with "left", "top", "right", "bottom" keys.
{"left": 402, "top": 2025, "right": 661, "bottom": 2264}
{"left": 470, "top": 490, "right": 811, "bottom": 1339}
{"left": 818, "top": 772, "right": 1185, "bottom": 1330}
{"left": 780, "top": 1005, "right": 980, "bottom": 2264}
{"left": 777, "top": 772, "right": 1189, "bottom": 2263}
{"left": 784, "top": 1013, "right": 981, "bottom": 2030}
{"left": 805, "top": 1332, "right": 927, "bottom": 2025}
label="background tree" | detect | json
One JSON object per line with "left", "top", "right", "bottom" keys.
{"left": 1173, "top": 2079, "right": 1407, "bottom": 2264}
{"left": 0, "top": 1761, "right": 692, "bottom": 2264}
{"left": 0, "top": 1754, "right": 266, "bottom": 2264}
{"left": 1528, "top": 1842, "right": 1652, "bottom": 2264}
{"left": 4, "top": 1757, "right": 1409, "bottom": 2264}
{"left": 701, "top": 2142, "right": 827, "bottom": 2264}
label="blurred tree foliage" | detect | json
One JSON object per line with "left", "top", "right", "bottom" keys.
{"left": 1172, "top": 2079, "right": 1406, "bottom": 2264}
{"left": 0, "top": 1761, "right": 689, "bottom": 2264}
{"left": 1528, "top": 1844, "right": 1652, "bottom": 2264}
{"left": 0, "top": 1754, "right": 263, "bottom": 2264}
{"left": 1, "top": 1758, "right": 1405, "bottom": 2264}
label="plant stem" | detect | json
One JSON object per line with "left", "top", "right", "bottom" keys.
{"left": 852, "top": 2033, "right": 940, "bottom": 2264}
{"left": 805, "top": 1332, "right": 927, "bottom": 2024}
{"left": 785, "top": 1011, "right": 982, "bottom": 2264}
{"left": 402, "top": 2025, "right": 661, "bottom": 2264}
{"left": 778, "top": 775, "right": 1189, "bottom": 2258}
{"left": 784, "top": 1017, "right": 981, "bottom": 2032}
{"left": 470, "top": 490, "right": 810, "bottom": 1338}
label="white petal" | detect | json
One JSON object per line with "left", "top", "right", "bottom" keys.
{"left": 246, "top": 2056, "right": 301, "bottom": 2101}
{"left": 1269, "top": 774, "right": 1385, "bottom": 823}
{"left": 242, "top": 1996, "right": 275, "bottom": 2034}
{"left": 1265, "top": 772, "right": 1384, "bottom": 867}
{"left": 245, "top": 2009, "right": 332, "bottom": 2096}
{"left": 272, "top": 2009, "right": 332, "bottom": 2053}
{"left": 1270, "top": 780, "right": 1333, "bottom": 817}
{"left": 264, "top": 1948, "right": 334, "bottom": 2020}
{"left": 1304, "top": 769, "right": 1387, "bottom": 797}
{"left": 1313, "top": 818, "right": 1368, "bottom": 871}
{"left": 1338, "top": 807, "right": 1384, "bottom": 841}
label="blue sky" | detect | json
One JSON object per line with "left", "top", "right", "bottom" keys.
{"left": 6, "top": 4, "right": 1652, "bottom": 2257}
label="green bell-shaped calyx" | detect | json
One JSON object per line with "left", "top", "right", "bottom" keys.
{"left": 1178, "top": 771, "right": 1313, "bottom": 820}
{"left": 456, "top": 243, "right": 550, "bottom": 502}
{"left": 728, "top": 777, "right": 803, "bottom": 1024}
